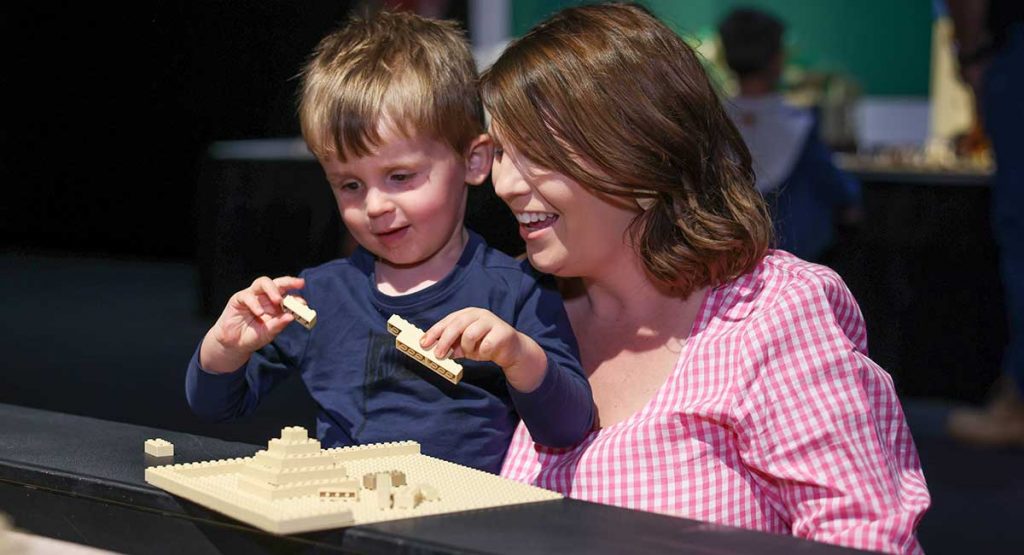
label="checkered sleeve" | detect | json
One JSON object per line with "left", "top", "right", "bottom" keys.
{"left": 732, "top": 268, "right": 930, "bottom": 554}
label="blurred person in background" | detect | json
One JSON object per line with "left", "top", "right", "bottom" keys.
{"left": 719, "top": 8, "right": 861, "bottom": 263}
{"left": 947, "top": 0, "right": 1024, "bottom": 447}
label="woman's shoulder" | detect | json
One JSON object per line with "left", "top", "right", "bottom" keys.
{"left": 709, "top": 250, "right": 867, "bottom": 351}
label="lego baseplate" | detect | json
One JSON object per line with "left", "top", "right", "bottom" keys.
{"left": 145, "top": 427, "right": 561, "bottom": 534}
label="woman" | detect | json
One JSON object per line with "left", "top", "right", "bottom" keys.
{"left": 481, "top": 4, "right": 929, "bottom": 554}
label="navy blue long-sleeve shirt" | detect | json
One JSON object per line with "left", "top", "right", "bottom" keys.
{"left": 186, "top": 230, "right": 594, "bottom": 473}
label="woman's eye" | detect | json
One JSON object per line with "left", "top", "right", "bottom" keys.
{"left": 494, "top": 148, "right": 504, "bottom": 162}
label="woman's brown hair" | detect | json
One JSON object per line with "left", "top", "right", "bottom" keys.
{"left": 481, "top": 3, "right": 772, "bottom": 295}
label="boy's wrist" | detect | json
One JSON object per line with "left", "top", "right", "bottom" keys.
{"left": 199, "top": 332, "right": 250, "bottom": 374}
{"left": 503, "top": 335, "right": 548, "bottom": 393}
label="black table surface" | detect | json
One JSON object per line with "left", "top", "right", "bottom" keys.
{"left": 0, "top": 403, "right": 871, "bottom": 554}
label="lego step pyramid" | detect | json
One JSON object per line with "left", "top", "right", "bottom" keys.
{"left": 145, "top": 426, "right": 561, "bottom": 534}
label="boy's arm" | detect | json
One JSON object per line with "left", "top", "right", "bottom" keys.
{"left": 185, "top": 274, "right": 312, "bottom": 421}
{"left": 184, "top": 341, "right": 296, "bottom": 421}
{"left": 506, "top": 270, "right": 595, "bottom": 448}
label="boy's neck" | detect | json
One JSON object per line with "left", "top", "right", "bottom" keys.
{"left": 374, "top": 228, "right": 469, "bottom": 296}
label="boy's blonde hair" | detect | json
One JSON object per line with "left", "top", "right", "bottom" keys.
{"left": 299, "top": 10, "right": 484, "bottom": 162}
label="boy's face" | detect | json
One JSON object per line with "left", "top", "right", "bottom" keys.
{"left": 321, "top": 124, "right": 491, "bottom": 278}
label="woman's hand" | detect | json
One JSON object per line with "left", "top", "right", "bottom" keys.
{"left": 200, "top": 276, "right": 305, "bottom": 373}
{"left": 421, "top": 307, "right": 547, "bottom": 392}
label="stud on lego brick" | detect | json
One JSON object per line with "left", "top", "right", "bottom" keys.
{"left": 282, "top": 295, "right": 317, "bottom": 329}
{"left": 145, "top": 438, "right": 174, "bottom": 457}
{"left": 386, "top": 315, "right": 463, "bottom": 384}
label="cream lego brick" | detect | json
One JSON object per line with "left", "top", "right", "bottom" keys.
{"left": 361, "top": 470, "right": 405, "bottom": 490}
{"left": 239, "top": 475, "right": 360, "bottom": 501}
{"left": 375, "top": 473, "right": 392, "bottom": 510}
{"left": 417, "top": 483, "right": 439, "bottom": 502}
{"left": 251, "top": 450, "right": 338, "bottom": 470}
{"left": 267, "top": 437, "right": 322, "bottom": 456}
{"left": 282, "top": 295, "right": 317, "bottom": 330}
{"left": 145, "top": 427, "right": 560, "bottom": 534}
{"left": 324, "top": 440, "right": 420, "bottom": 463}
{"left": 386, "top": 314, "right": 464, "bottom": 384}
{"left": 318, "top": 482, "right": 360, "bottom": 501}
{"left": 241, "top": 463, "right": 349, "bottom": 487}
{"left": 144, "top": 438, "right": 174, "bottom": 457}
{"left": 392, "top": 485, "right": 420, "bottom": 510}
{"left": 281, "top": 425, "right": 308, "bottom": 442}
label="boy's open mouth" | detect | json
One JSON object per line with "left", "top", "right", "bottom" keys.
{"left": 375, "top": 225, "right": 410, "bottom": 245}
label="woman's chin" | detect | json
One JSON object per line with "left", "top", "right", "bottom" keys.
{"left": 525, "top": 248, "right": 567, "bottom": 276}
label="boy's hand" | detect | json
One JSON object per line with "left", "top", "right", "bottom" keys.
{"left": 421, "top": 308, "right": 547, "bottom": 392}
{"left": 200, "top": 276, "right": 305, "bottom": 374}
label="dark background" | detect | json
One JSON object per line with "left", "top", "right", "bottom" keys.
{"left": 2, "top": 2, "right": 358, "bottom": 260}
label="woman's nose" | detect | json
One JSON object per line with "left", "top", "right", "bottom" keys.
{"left": 492, "top": 157, "right": 531, "bottom": 203}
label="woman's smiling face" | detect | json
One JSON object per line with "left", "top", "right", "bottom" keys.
{"left": 490, "top": 135, "right": 640, "bottom": 279}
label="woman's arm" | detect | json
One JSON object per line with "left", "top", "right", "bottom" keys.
{"left": 732, "top": 268, "right": 929, "bottom": 554}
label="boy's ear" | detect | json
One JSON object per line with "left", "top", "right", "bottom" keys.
{"left": 464, "top": 134, "right": 494, "bottom": 186}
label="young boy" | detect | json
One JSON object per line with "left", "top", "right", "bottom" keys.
{"left": 185, "top": 10, "right": 594, "bottom": 473}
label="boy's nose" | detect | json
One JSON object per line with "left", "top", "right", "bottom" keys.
{"left": 364, "top": 187, "right": 394, "bottom": 217}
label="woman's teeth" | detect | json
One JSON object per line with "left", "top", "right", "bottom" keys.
{"left": 516, "top": 212, "right": 556, "bottom": 225}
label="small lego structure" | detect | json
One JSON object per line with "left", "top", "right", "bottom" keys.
{"left": 145, "top": 426, "right": 560, "bottom": 534}
{"left": 144, "top": 438, "right": 174, "bottom": 457}
{"left": 386, "top": 314, "right": 463, "bottom": 384}
{"left": 282, "top": 295, "right": 317, "bottom": 329}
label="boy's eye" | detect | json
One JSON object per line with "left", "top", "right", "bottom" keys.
{"left": 390, "top": 173, "right": 415, "bottom": 183}
{"left": 338, "top": 181, "right": 360, "bottom": 191}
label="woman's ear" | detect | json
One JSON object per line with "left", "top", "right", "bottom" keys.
{"left": 464, "top": 134, "right": 494, "bottom": 186}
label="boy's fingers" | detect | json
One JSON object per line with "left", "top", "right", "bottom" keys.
{"left": 422, "top": 312, "right": 459, "bottom": 348}
{"left": 240, "top": 291, "right": 266, "bottom": 317}
{"left": 273, "top": 276, "right": 305, "bottom": 291}
{"left": 461, "top": 320, "right": 493, "bottom": 357}
{"left": 253, "top": 276, "right": 284, "bottom": 304}
{"left": 433, "top": 318, "right": 471, "bottom": 359}
{"left": 267, "top": 313, "right": 294, "bottom": 335}
{"left": 258, "top": 296, "right": 280, "bottom": 315}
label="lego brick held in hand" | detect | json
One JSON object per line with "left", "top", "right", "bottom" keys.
{"left": 387, "top": 315, "right": 463, "bottom": 384}
{"left": 282, "top": 296, "right": 317, "bottom": 329}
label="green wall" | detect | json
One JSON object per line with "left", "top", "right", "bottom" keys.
{"left": 511, "top": 0, "right": 932, "bottom": 97}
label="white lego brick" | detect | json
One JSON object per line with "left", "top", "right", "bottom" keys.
{"left": 282, "top": 296, "right": 317, "bottom": 330}
{"left": 144, "top": 438, "right": 174, "bottom": 457}
{"left": 386, "top": 315, "right": 464, "bottom": 384}
{"left": 324, "top": 441, "right": 420, "bottom": 463}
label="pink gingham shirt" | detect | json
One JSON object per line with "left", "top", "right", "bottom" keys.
{"left": 502, "top": 251, "right": 930, "bottom": 554}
